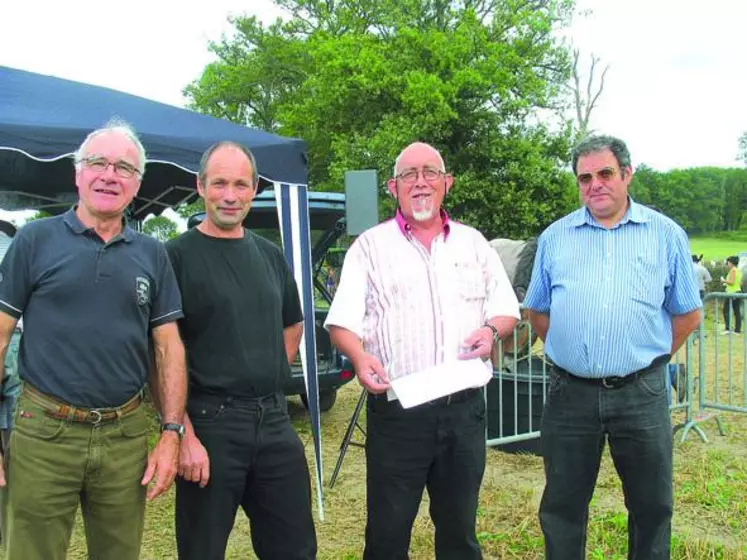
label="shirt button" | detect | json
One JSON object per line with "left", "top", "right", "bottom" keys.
{"left": 600, "top": 336, "right": 605, "bottom": 341}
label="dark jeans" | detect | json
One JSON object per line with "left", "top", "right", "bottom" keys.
{"left": 175, "top": 392, "right": 317, "bottom": 560}
{"left": 539, "top": 365, "right": 673, "bottom": 560}
{"left": 364, "top": 389, "right": 486, "bottom": 560}
{"left": 723, "top": 298, "right": 743, "bottom": 333}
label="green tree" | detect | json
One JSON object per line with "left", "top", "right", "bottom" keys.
{"left": 630, "top": 166, "right": 747, "bottom": 234}
{"left": 723, "top": 168, "right": 747, "bottom": 231}
{"left": 184, "top": 0, "right": 578, "bottom": 239}
{"left": 174, "top": 199, "right": 205, "bottom": 221}
{"left": 24, "top": 210, "right": 54, "bottom": 223}
{"left": 739, "top": 131, "right": 747, "bottom": 165}
{"left": 143, "top": 215, "right": 179, "bottom": 242}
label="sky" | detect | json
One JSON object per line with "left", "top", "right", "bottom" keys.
{"left": 1, "top": 0, "right": 746, "bottom": 224}
{"left": 565, "top": 0, "right": 747, "bottom": 171}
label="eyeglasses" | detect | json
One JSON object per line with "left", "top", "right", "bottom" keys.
{"left": 78, "top": 156, "right": 141, "bottom": 179}
{"left": 576, "top": 167, "right": 617, "bottom": 187}
{"left": 396, "top": 167, "right": 444, "bottom": 185}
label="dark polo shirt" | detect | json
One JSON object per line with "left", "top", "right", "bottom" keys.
{"left": 0, "top": 208, "right": 183, "bottom": 407}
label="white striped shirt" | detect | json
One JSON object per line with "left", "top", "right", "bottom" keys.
{"left": 324, "top": 215, "right": 520, "bottom": 380}
{"left": 524, "top": 200, "right": 701, "bottom": 377}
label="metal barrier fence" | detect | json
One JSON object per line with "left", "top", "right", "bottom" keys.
{"left": 688, "top": 293, "right": 747, "bottom": 441}
{"left": 484, "top": 323, "right": 547, "bottom": 450}
{"left": 484, "top": 295, "right": 747, "bottom": 450}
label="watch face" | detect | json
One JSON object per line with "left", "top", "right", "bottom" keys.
{"left": 163, "top": 423, "right": 185, "bottom": 436}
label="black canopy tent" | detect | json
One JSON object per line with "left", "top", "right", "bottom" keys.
{"left": 0, "top": 65, "right": 308, "bottom": 218}
{"left": 0, "top": 67, "right": 327, "bottom": 519}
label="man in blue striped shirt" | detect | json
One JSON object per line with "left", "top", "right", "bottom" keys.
{"left": 524, "top": 135, "right": 701, "bottom": 560}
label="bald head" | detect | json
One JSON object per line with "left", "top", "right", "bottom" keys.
{"left": 393, "top": 142, "right": 445, "bottom": 177}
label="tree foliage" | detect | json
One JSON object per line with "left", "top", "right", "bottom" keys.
{"left": 143, "top": 215, "right": 179, "bottom": 242}
{"left": 629, "top": 165, "right": 747, "bottom": 234}
{"left": 739, "top": 131, "right": 747, "bottom": 165}
{"left": 24, "top": 210, "right": 53, "bottom": 223}
{"left": 184, "top": 0, "right": 578, "bottom": 239}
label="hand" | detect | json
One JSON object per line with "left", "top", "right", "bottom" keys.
{"left": 0, "top": 452, "right": 5, "bottom": 487}
{"left": 353, "top": 353, "right": 391, "bottom": 394}
{"left": 179, "top": 433, "right": 210, "bottom": 488}
{"left": 141, "top": 431, "right": 180, "bottom": 500}
{"left": 459, "top": 326, "right": 493, "bottom": 360}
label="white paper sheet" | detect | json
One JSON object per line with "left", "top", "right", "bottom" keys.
{"left": 389, "top": 359, "right": 492, "bottom": 409}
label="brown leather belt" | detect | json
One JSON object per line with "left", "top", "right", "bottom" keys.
{"left": 23, "top": 384, "right": 143, "bottom": 425}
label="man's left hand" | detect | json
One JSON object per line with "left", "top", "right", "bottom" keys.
{"left": 459, "top": 326, "right": 493, "bottom": 360}
{"left": 141, "top": 431, "right": 180, "bottom": 500}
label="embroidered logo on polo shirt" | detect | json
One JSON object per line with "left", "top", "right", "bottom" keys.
{"left": 136, "top": 277, "right": 151, "bottom": 306}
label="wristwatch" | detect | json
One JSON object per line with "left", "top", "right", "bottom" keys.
{"left": 483, "top": 323, "right": 499, "bottom": 342}
{"left": 161, "top": 422, "right": 186, "bottom": 438}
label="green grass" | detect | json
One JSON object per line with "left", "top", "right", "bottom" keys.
{"left": 690, "top": 237, "right": 747, "bottom": 262}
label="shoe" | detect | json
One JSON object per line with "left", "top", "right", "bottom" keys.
{"left": 721, "top": 330, "right": 733, "bottom": 335}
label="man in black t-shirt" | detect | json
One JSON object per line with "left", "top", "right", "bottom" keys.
{"left": 166, "top": 141, "right": 317, "bottom": 560}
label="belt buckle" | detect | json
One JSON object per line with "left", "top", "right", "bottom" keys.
{"left": 88, "top": 410, "right": 103, "bottom": 425}
{"left": 601, "top": 377, "right": 615, "bottom": 389}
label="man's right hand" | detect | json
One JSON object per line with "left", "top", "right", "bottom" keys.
{"left": 178, "top": 434, "right": 210, "bottom": 488}
{"left": 0, "top": 453, "right": 5, "bottom": 487}
{"left": 353, "top": 353, "right": 391, "bottom": 394}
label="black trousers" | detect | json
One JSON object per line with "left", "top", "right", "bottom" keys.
{"left": 723, "top": 298, "right": 743, "bottom": 333}
{"left": 175, "top": 392, "right": 317, "bottom": 560}
{"left": 539, "top": 365, "right": 673, "bottom": 560}
{"left": 364, "top": 389, "right": 486, "bottom": 560}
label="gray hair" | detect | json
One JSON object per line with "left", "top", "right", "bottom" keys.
{"left": 198, "top": 141, "right": 259, "bottom": 187}
{"left": 393, "top": 142, "right": 446, "bottom": 176}
{"left": 74, "top": 117, "right": 147, "bottom": 176}
{"left": 571, "top": 135, "right": 632, "bottom": 176}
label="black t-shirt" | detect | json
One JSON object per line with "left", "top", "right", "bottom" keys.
{"left": 166, "top": 228, "right": 303, "bottom": 397}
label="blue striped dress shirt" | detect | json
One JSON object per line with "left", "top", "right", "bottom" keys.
{"left": 524, "top": 200, "right": 700, "bottom": 378}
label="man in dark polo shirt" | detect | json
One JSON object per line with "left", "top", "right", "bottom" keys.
{"left": 166, "top": 141, "right": 316, "bottom": 559}
{"left": 0, "top": 119, "right": 187, "bottom": 560}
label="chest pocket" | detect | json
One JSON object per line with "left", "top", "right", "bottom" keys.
{"left": 632, "top": 251, "right": 666, "bottom": 307}
{"left": 455, "top": 261, "right": 486, "bottom": 301}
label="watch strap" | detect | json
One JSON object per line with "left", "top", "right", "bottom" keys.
{"left": 483, "top": 323, "right": 499, "bottom": 341}
{"left": 161, "top": 422, "right": 186, "bottom": 438}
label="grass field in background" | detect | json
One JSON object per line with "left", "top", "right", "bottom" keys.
{"left": 690, "top": 237, "right": 747, "bottom": 262}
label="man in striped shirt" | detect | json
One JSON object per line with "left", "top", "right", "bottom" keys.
{"left": 524, "top": 135, "right": 701, "bottom": 560}
{"left": 325, "top": 142, "right": 520, "bottom": 559}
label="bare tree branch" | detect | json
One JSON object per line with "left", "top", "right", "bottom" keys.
{"left": 570, "top": 48, "right": 609, "bottom": 138}
{"left": 586, "top": 61, "right": 608, "bottom": 124}
{"left": 572, "top": 49, "right": 583, "bottom": 133}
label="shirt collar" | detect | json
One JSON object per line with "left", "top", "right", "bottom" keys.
{"left": 394, "top": 208, "right": 451, "bottom": 239}
{"left": 63, "top": 206, "right": 135, "bottom": 243}
{"left": 571, "top": 197, "right": 651, "bottom": 229}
